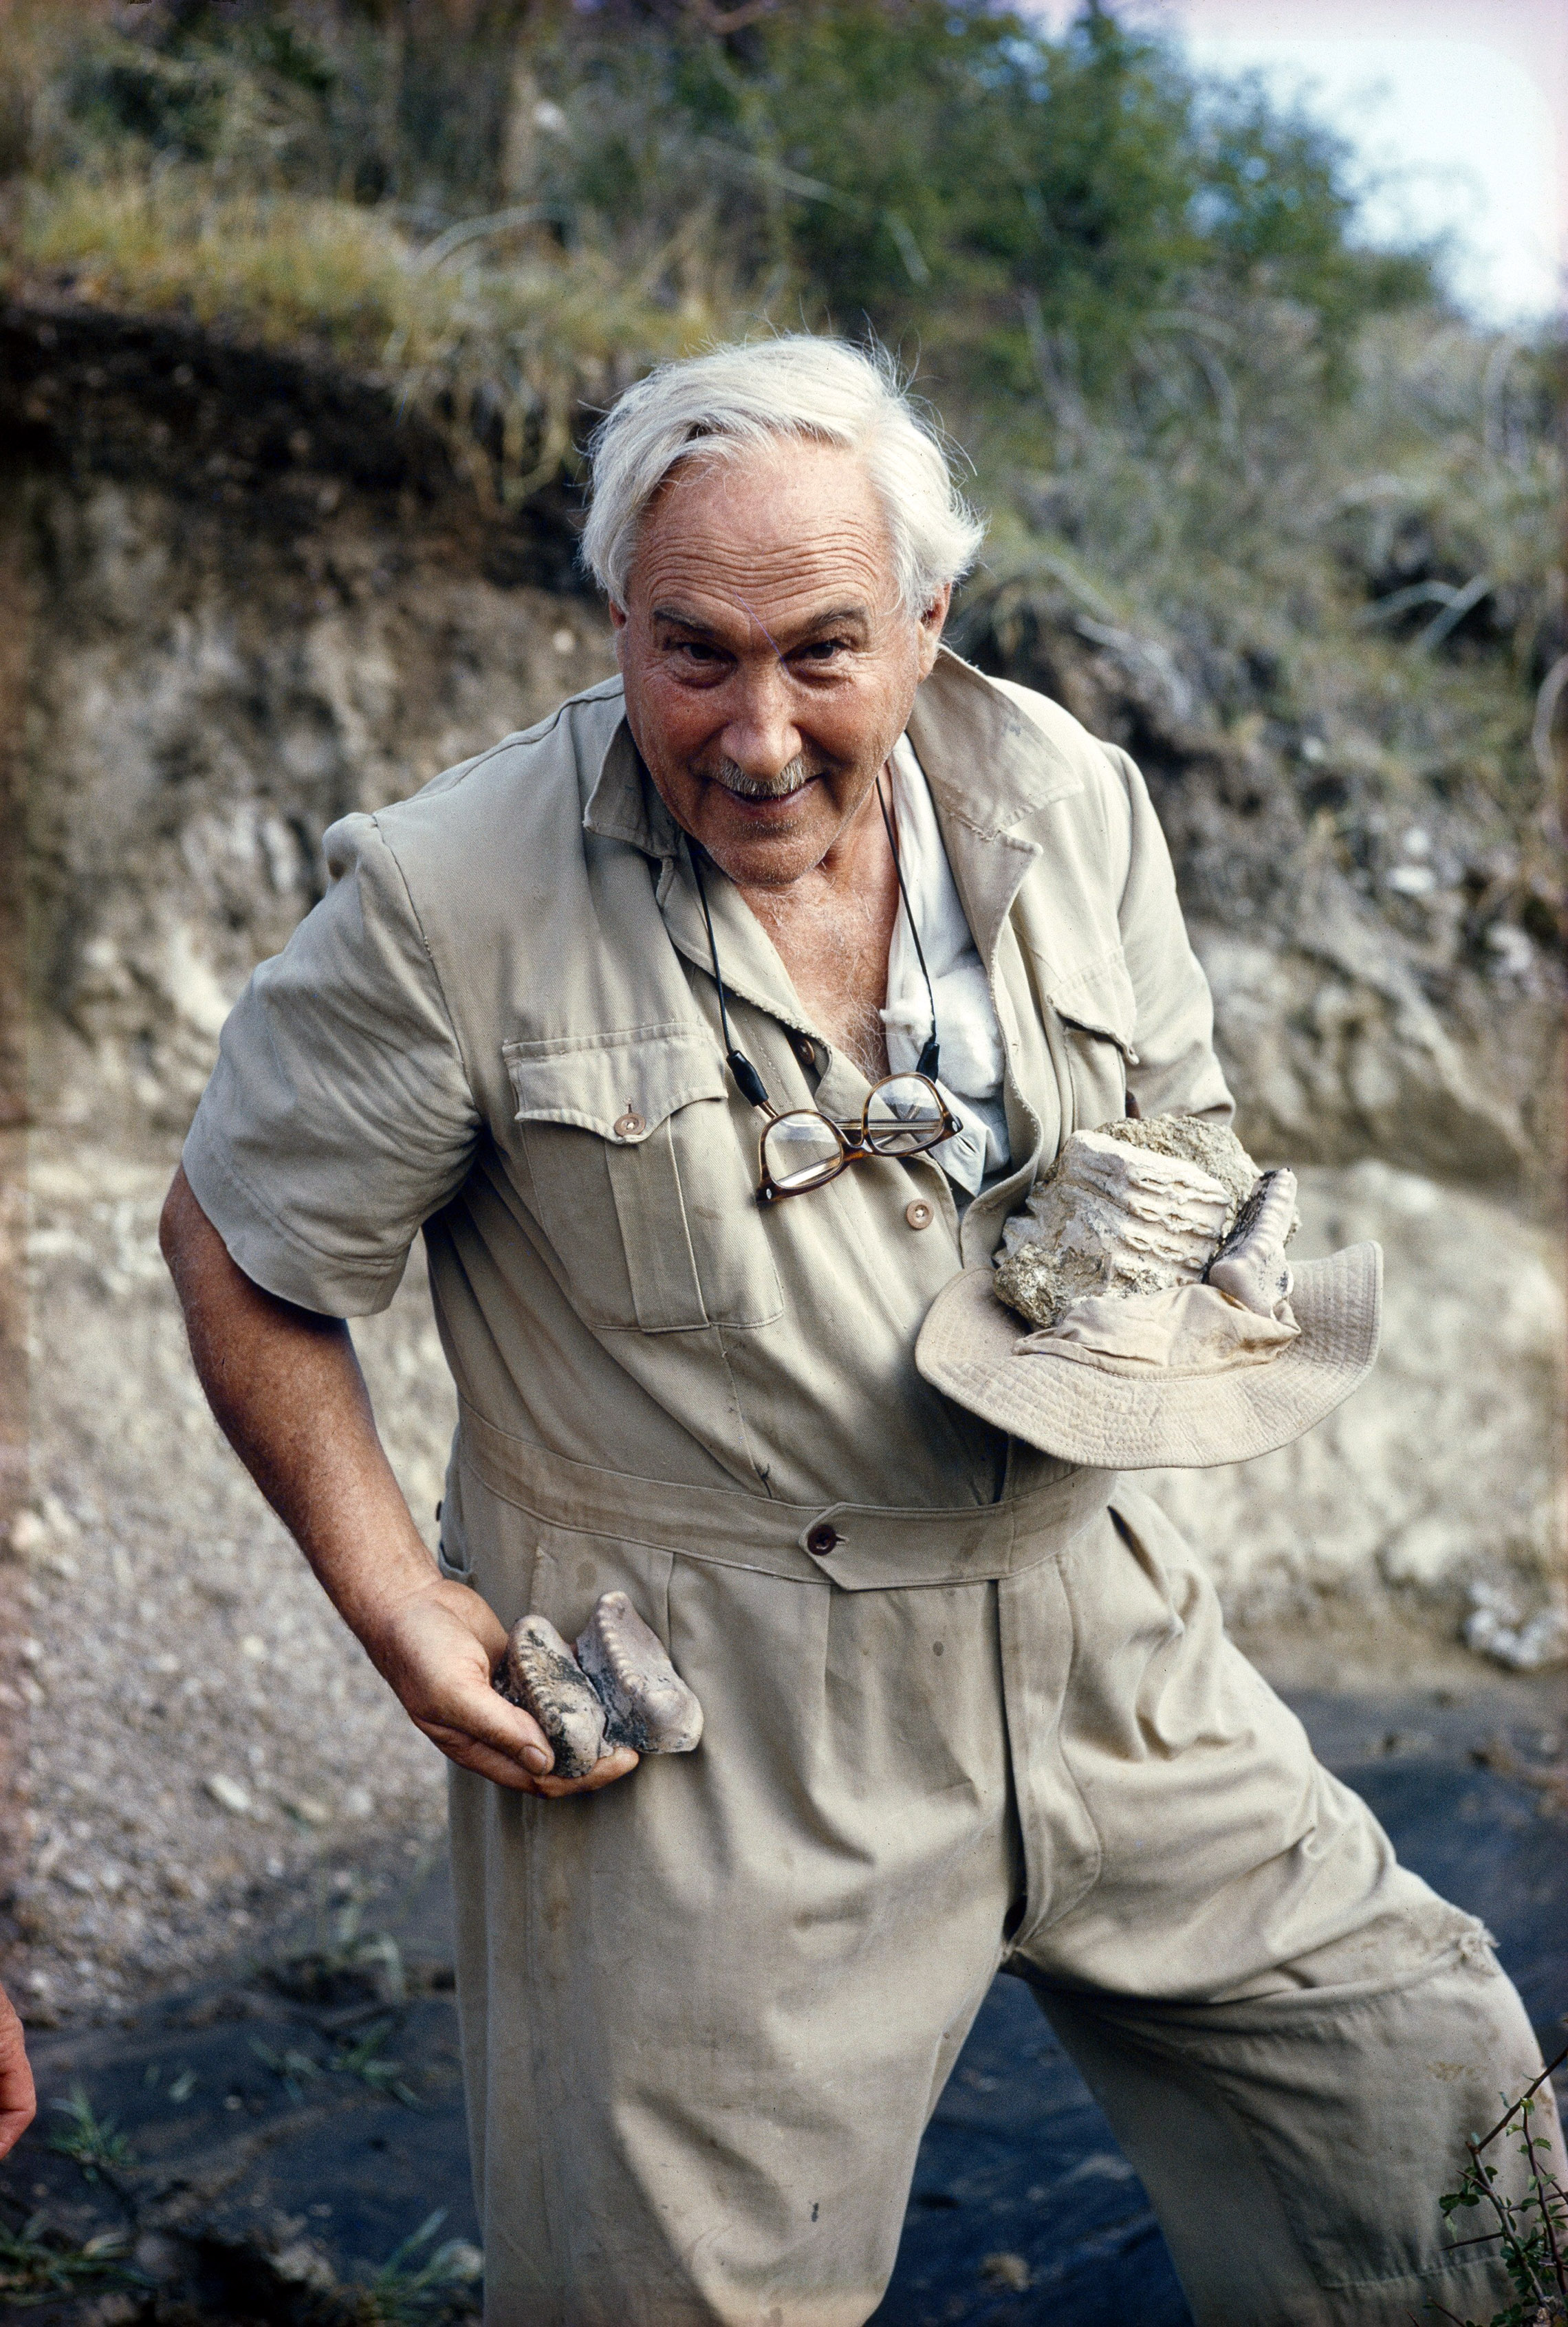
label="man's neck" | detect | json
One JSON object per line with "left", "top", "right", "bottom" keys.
{"left": 732, "top": 767, "right": 901, "bottom": 1083}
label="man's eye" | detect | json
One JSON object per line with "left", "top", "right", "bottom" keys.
{"left": 672, "top": 640, "right": 725, "bottom": 663}
{"left": 796, "top": 640, "right": 848, "bottom": 664}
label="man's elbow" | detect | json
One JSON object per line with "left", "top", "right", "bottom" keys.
{"left": 158, "top": 1161, "right": 228, "bottom": 1311}
{"left": 158, "top": 1161, "right": 197, "bottom": 1280}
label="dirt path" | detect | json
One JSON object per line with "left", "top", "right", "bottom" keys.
{"left": 9, "top": 1133, "right": 457, "bottom": 2023}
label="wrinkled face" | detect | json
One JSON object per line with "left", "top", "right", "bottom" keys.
{"left": 609, "top": 440, "right": 948, "bottom": 889}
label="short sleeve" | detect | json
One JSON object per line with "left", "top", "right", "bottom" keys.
{"left": 1104, "top": 746, "right": 1236, "bottom": 1127}
{"left": 182, "top": 811, "right": 481, "bottom": 1317}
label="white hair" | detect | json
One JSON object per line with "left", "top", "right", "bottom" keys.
{"left": 580, "top": 336, "right": 986, "bottom": 614}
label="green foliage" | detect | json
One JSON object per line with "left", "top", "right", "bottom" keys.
{"left": 0, "top": 2212, "right": 138, "bottom": 2307}
{"left": 572, "top": 0, "right": 1424, "bottom": 392}
{"left": 333, "top": 2020, "right": 423, "bottom": 2109}
{"left": 1427, "top": 2046, "right": 1568, "bottom": 2326}
{"left": 5, "top": 1, "right": 1558, "bottom": 935}
{"left": 348, "top": 2207, "right": 483, "bottom": 2326}
{"left": 44, "top": 2085, "right": 136, "bottom": 2183}
{"left": 16, "top": 0, "right": 1435, "bottom": 411}
{"left": 250, "top": 2033, "right": 327, "bottom": 2102}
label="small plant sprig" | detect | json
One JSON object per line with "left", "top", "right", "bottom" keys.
{"left": 250, "top": 2035, "right": 327, "bottom": 2103}
{"left": 333, "top": 2020, "right": 422, "bottom": 2111}
{"left": 44, "top": 2087, "right": 136, "bottom": 2184}
{"left": 0, "top": 2212, "right": 138, "bottom": 2306}
{"left": 349, "top": 2208, "right": 483, "bottom": 2326}
{"left": 1428, "top": 2039, "right": 1568, "bottom": 2327}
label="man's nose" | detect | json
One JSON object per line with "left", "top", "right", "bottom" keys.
{"left": 720, "top": 662, "right": 802, "bottom": 778}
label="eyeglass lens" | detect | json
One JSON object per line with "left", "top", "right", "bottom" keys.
{"left": 761, "top": 1112, "right": 846, "bottom": 1194}
{"left": 863, "top": 1074, "right": 949, "bottom": 1154}
{"left": 760, "top": 1076, "right": 952, "bottom": 1195}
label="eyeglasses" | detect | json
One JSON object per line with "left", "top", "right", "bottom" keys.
{"left": 754, "top": 1073, "right": 961, "bottom": 1203}
{"left": 689, "top": 775, "right": 958, "bottom": 1204}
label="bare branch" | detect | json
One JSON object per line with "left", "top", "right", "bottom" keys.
{"left": 1473, "top": 2041, "right": 1568, "bottom": 2156}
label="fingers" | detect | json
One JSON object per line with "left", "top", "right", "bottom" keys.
{"left": 533, "top": 1746, "right": 640, "bottom": 1799}
{"left": 0, "top": 1986, "right": 36, "bottom": 2161}
{"left": 421, "top": 1722, "right": 640, "bottom": 1798}
{"left": 374, "top": 1585, "right": 553, "bottom": 1775}
{"left": 438, "top": 1676, "right": 556, "bottom": 1777}
{"left": 415, "top": 1691, "right": 554, "bottom": 1786}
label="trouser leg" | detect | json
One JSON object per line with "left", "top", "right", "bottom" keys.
{"left": 1009, "top": 1487, "right": 1565, "bottom": 2327}
{"left": 448, "top": 1492, "right": 1021, "bottom": 2327}
{"left": 1032, "top": 1943, "right": 1560, "bottom": 2327}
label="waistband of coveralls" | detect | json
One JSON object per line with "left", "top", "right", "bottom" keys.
{"left": 457, "top": 1401, "right": 1115, "bottom": 1592}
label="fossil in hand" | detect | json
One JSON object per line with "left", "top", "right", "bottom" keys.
{"left": 494, "top": 1591, "right": 704, "bottom": 1779}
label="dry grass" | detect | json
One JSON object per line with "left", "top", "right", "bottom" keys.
{"left": 23, "top": 170, "right": 743, "bottom": 504}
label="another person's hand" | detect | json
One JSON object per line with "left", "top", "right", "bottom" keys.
{"left": 367, "top": 1574, "right": 638, "bottom": 1799}
{"left": 0, "top": 1980, "right": 37, "bottom": 2159}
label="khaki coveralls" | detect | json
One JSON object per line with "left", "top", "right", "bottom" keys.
{"left": 184, "top": 652, "right": 1554, "bottom": 2327}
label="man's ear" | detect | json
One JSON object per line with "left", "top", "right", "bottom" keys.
{"left": 916, "top": 583, "right": 952, "bottom": 676}
{"left": 607, "top": 600, "right": 629, "bottom": 632}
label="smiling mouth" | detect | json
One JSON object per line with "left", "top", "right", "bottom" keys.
{"left": 710, "top": 756, "right": 818, "bottom": 809}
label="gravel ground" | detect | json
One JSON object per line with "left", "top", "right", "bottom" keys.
{"left": 8, "top": 1127, "right": 457, "bottom": 2024}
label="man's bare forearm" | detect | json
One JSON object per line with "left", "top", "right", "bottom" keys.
{"left": 157, "top": 1168, "right": 631, "bottom": 1795}
{"left": 158, "top": 1165, "right": 435, "bottom": 1646}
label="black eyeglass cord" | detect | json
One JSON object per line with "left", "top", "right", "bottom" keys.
{"left": 875, "top": 775, "right": 941, "bottom": 1083}
{"left": 688, "top": 844, "right": 772, "bottom": 1112}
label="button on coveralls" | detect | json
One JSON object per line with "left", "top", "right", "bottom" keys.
{"left": 184, "top": 652, "right": 1558, "bottom": 2326}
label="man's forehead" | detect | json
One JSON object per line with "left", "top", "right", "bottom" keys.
{"left": 627, "top": 445, "right": 900, "bottom": 614}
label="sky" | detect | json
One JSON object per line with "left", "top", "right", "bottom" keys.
{"left": 1028, "top": 0, "right": 1565, "bottom": 326}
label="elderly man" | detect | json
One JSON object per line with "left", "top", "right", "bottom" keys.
{"left": 162, "top": 338, "right": 1551, "bottom": 2327}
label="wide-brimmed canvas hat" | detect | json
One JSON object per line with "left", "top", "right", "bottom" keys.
{"left": 915, "top": 1240, "right": 1382, "bottom": 1470}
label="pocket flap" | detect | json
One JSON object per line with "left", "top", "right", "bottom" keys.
{"left": 503, "top": 1022, "right": 726, "bottom": 1143}
{"left": 1045, "top": 949, "right": 1140, "bottom": 1063}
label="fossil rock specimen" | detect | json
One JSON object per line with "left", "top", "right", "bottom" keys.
{"left": 576, "top": 1590, "right": 704, "bottom": 1755}
{"left": 994, "top": 1128, "right": 1237, "bottom": 1331}
{"left": 493, "top": 1592, "right": 704, "bottom": 1775}
{"left": 1096, "top": 1114, "right": 1259, "bottom": 1222}
{"left": 1206, "top": 1167, "right": 1298, "bottom": 1317}
{"left": 495, "top": 1614, "right": 609, "bottom": 1779}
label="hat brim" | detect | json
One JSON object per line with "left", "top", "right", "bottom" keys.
{"left": 915, "top": 1244, "right": 1382, "bottom": 1470}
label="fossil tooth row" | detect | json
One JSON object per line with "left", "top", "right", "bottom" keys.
{"left": 576, "top": 1590, "right": 705, "bottom": 1756}
{"left": 493, "top": 1592, "right": 704, "bottom": 1779}
{"left": 497, "top": 1614, "right": 609, "bottom": 1779}
{"left": 1205, "top": 1167, "right": 1298, "bottom": 1317}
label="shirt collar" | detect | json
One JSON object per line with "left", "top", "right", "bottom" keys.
{"left": 580, "top": 684, "right": 684, "bottom": 862}
{"left": 906, "top": 648, "right": 1084, "bottom": 836}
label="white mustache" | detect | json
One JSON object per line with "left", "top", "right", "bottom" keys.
{"left": 712, "top": 757, "right": 816, "bottom": 801}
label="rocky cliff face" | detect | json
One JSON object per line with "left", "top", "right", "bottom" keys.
{"left": 955, "top": 589, "right": 1564, "bottom": 1207}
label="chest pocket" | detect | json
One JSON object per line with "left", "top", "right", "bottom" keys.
{"left": 503, "top": 1024, "right": 783, "bottom": 1335}
{"left": 1044, "top": 948, "right": 1140, "bottom": 1135}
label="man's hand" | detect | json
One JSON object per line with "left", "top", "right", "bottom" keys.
{"left": 160, "top": 1167, "right": 637, "bottom": 1801}
{"left": 0, "top": 1982, "right": 36, "bottom": 2160}
{"left": 366, "top": 1572, "right": 638, "bottom": 1798}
